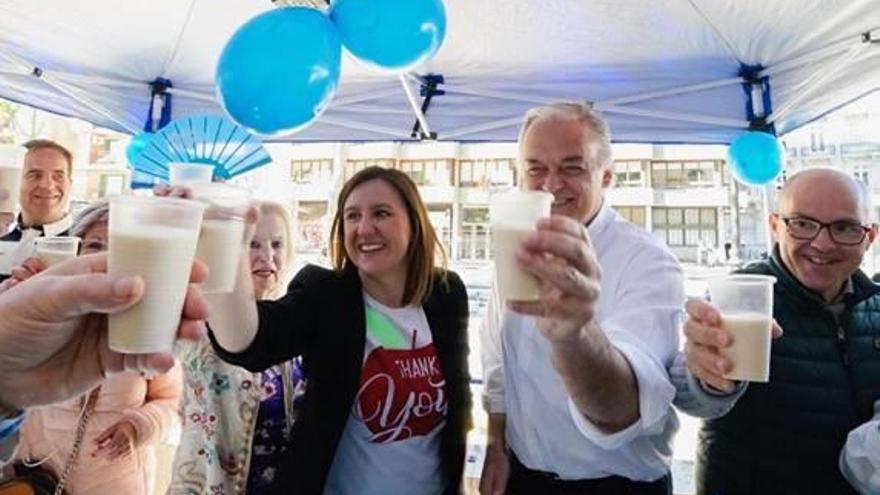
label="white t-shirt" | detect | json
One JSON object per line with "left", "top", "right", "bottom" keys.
{"left": 323, "top": 293, "right": 446, "bottom": 495}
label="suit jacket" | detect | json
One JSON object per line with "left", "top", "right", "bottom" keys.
{"left": 211, "top": 264, "right": 472, "bottom": 495}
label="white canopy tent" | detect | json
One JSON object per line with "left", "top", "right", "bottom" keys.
{"left": 0, "top": 0, "right": 878, "bottom": 144}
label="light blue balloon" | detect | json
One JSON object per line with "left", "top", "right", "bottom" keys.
{"left": 216, "top": 7, "right": 342, "bottom": 136}
{"left": 330, "top": 0, "right": 446, "bottom": 73}
{"left": 126, "top": 132, "right": 153, "bottom": 165}
{"left": 728, "top": 131, "right": 784, "bottom": 185}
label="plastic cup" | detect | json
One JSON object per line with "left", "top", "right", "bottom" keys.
{"left": 168, "top": 162, "right": 214, "bottom": 186}
{"left": 189, "top": 183, "right": 250, "bottom": 293}
{"left": 34, "top": 236, "right": 80, "bottom": 266}
{"left": 0, "top": 166, "right": 21, "bottom": 212}
{"left": 489, "top": 190, "right": 554, "bottom": 302}
{"left": 707, "top": 274, "right": 777, "bottom": 382}
{"left": 107, "top": 195, "right": 206, "bottom": 354}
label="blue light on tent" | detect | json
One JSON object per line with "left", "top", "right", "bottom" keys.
{"left": 216, "top": 7, "right": 342, "bottom": 136}
{"left": 728, "top": 131, "right": 783, "bottom": 185}
{"left": 126, "top": 131, "right": 153, "bottom": 165}
{"left": 330, "top": 0, "right": 446, "bottom": 73}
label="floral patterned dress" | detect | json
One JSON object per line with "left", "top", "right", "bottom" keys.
{"left": 245, "top": 358, "right": 307, "bottom": 494}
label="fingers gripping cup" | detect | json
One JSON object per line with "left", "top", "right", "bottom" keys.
{"left": 708, "top": 274, "right": 777, "bottom": 382}
{"left": 108, "top": 195, "right": 206, "bottom": 354}
{"left": 489, "top": 190, "right": 554, "bottom": 302}
{"left": 34, "top": 236, "right": 80, "bottom": 266}
{"left": 189, "top": 183, "right": 250, "bottom": 293}
{"left": 168, "top": 162, "right": 215, "bottom": 186}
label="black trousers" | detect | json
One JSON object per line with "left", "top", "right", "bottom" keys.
{"left": 506, "top": 452, "right": 672, "bottom": 495}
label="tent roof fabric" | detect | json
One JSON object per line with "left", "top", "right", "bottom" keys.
{"left": 0, "top": 0, "right": 878, "bottom": 144}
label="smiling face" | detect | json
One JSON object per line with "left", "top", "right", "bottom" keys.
{"left": 520, "top": 117, "right": 612, "bottom": 224}
{"left": 249, "top": 212, "right": 288, "bottom": 299}
{"left": 770, "top": 169, "right": 877, "bottom": 302}
{"left": 20, "top": 147, "right": 71, "bottom": 226}
{"left": 342, "top": 178, "right": 412, "bottom": 286}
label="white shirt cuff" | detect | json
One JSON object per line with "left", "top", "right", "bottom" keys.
{"left": 568, "top": 335, "right": 675, "bottom": 450}
{"left": 482, "top": 393, "right": 507, "bottom": 414}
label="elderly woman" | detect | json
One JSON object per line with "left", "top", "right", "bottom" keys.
{"left": 11, "top": 199, "right": 183, "bottom": 495}
{"left": 169, "top": 200, "right": 305, "bottom": 495}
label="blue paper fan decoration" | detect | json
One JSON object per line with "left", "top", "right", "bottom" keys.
{"left": 130, "top": 169, "right": 164, "bottom": 190}
{"left": 128, "top": 114, "right": 272, "bottom": 182}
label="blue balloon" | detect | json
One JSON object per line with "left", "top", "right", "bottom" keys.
{"left": 216, "top": 7, "right": 342, "bottom": 136}
{"left": 330, "top": 0, "right": 446, "bottom": 73}
{"left": 126, "top": 132, "right": 153, "bottom": 165}
{"left": 728, "top": 131, "right": 784, "bottom": 185}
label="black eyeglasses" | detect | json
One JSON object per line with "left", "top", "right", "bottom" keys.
{"left": 778, "top": 215, "right": 872, "bottom": 245}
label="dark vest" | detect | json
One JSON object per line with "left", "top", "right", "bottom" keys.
{"left": 697, "top": 250, "right": 880, "bottom": 495}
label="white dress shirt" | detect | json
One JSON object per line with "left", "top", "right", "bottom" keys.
{"left": 481, "top": 204, "right": 684, "bottom": 481}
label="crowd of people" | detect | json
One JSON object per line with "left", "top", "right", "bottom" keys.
{"left": 0, "top": 101, "right": 879, "bottom": 495}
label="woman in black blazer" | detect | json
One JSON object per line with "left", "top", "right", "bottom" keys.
{"left": 208, "top": 166, "right": 472, "bottom": 495}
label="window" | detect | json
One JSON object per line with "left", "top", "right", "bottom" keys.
{"left": 398, "top": 159, "right": 453, "bottom": 186}
{"left": 613, "top": 206, "right": 647, "bottom": 227}
{"left": 651, "top": 161, "right": 721, "bottom": 188}
{"left": 99, "top": 174, "right": 125, "bottom": 196}
{"left": 344, "top": 159, "right": 396, "bottom": 180}
{"left": 428, "top": 206, "right": 453, "bottom": 254}
{"left": 652, "top": 207, "right": 717, "bottom": 247}
{"left": 458, "top": 206, "right": 491, "bottom": 261}
{"left": 297, "top": 201, "right": 329, "bottom": 252}
{"left": 290, "top": 159, "right": 333, "bottom": 184}
{"left": 458, "top": 159, "right": 517, "bottom": 188}
{"left": 613, "top": 161, "right": 645, "bottom": 187}
{"left": 853, "top": 166, "right": 870, "bottom": 187}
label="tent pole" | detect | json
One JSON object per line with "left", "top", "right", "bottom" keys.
{"left": 597, "top": 104, "right": 747, "bottom": 128}
{"left": 766, "top": 41, "right": 873, "bottom": 125}
{"left": 443, "top": 116, "right": 526, "bottom": 140}
{"left": 0, "top": 48, "right": 138, "bottom": 133}
{"left": 319, "top": 116, "right": 412, "bottom": 139}
{"left": 758, "top": 33, "right": 872, "bottom": 79}
{"left": 600, "top": 77, "right": 743, "bottom": 106}
{"left": 398, "top": 74, "right": 433, "bottom": 139}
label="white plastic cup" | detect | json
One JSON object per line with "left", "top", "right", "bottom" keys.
{"left": 34, "top": 236, "right": 80, "bottom": 266}
{"left": 489, "top": 190, "right": 554, "bottom": 302}
{"left": 168, "top": 162, "right": 214, "bottom": 186}
{"left": 107, "top": 195, "right": 206, "bottom": 354}
{"left": 0, "top": 166, "right": 21, "bottom": 212}
{"left": 708, "top": 274, "right": 777, "bottom": 382}
{"left": 189, "top": 183, "right": 250, "bottom": 293}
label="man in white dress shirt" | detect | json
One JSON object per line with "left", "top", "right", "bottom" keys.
{"left": 479, "top": 102, "right": 684, "bottom": 495}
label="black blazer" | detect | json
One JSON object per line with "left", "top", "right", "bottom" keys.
{"left": 211, "top": 264, "right": 472, "bottom": 495}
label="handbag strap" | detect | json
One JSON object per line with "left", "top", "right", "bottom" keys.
{"left": 53, "top": 387, "right": 100, "bottom": 495}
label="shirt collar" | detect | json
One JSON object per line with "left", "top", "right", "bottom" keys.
{"left": 15, "top": 212, "right": 72, "bottom": 237}
{"left": 585, "top": 200, "right": 613, "bottom": 237}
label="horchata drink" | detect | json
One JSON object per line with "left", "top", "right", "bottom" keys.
{"left": 708, "top": 274, "right": 777, "bottom": 382}
{"left": 34, "top": 236, "right": 80, "bottom": 267}
{"left": 190, "top": 183, "right": 250, "bottom": 293}
{"left": 489, "top": 190, "right": 554, "bottom": 302}
{"left": 0, "top": 166, "right": 21, "bottom": 212}
{"left": 107, "top": 195, "right": 206, "bottom": 354}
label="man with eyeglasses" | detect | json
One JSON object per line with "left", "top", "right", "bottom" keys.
{"left": 673, "top": 167, "right": 880, "bottom": 494}
{"left": 480, "top": 102, "right": 683, "bottom": 495}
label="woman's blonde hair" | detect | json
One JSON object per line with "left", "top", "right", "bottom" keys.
{"left": 329, "top": 167, "right": 447, "bottom": 306}
{"left": 255, "top": 200, "right": 296, "bottom": 299}
{"left": 69, "top": 199, "right": 110, "bottom": 238}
